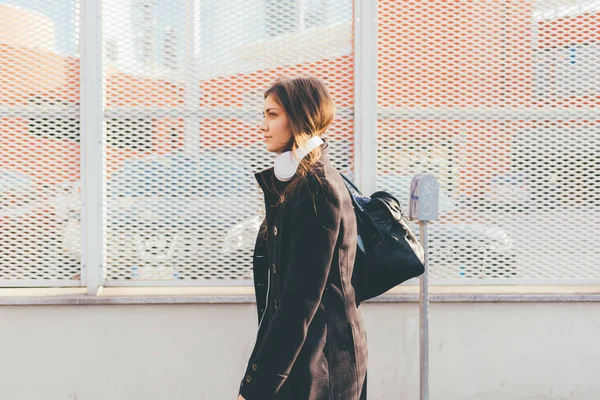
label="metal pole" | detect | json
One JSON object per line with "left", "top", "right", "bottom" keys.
{"left": 419, "top": 221, "right": 430, "bottom": 400}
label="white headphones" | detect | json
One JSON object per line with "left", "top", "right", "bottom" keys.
{"left": 274, "top": 136, "right": 324, "bottom": 182}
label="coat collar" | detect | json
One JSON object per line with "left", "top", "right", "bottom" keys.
{"left": 254, "top": 138, "right": 331, "bottom": 203}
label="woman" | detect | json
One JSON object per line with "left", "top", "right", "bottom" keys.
{"left": 237, "top": 76, "right": 368, "bottom": 400}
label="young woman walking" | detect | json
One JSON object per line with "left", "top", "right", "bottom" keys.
{"left": 237, "top": 75, "right": 368, "bottom": 400}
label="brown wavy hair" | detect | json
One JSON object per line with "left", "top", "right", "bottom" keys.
{"left": 258, "top": 75, "right": 336, "bottom": 237}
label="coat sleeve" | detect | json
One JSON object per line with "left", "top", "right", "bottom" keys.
{"left": 239, "top": 175, "right": 342, "bottom": 400}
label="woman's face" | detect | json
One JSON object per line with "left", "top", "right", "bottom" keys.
{"left": 260, "top": 94, "right": 293, "bottom": 154}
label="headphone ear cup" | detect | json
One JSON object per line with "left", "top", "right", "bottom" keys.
{"left": 274, "top": 151, "right": 297, "bottom": 182}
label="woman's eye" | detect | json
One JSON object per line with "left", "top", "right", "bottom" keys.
{"left": 269, "top": 113, "right": 276, "bottom": 117}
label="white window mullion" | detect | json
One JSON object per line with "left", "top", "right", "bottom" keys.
{"left": 354, "top": 0, "right": 378, "bottom": 193}
{"left": 183, "top": 0, "right": 201, "bottom": 157}
{"left": 80, "top": 0, "right": 105, "bottom": 295}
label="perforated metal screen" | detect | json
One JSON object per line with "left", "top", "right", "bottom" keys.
{"left": 377, "top": 0, "right": 599, "bottom": 283}
{"left": 1, "top": 0, "right": 598, "bottom": 288}
{"left": 0, "top": 1, "right": 81, "bottom": 286}
{"left": 101, "top": 0, "right": 354, "bottom": 284}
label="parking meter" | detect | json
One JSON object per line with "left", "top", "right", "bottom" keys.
{"left": 409, "top": 173, "right": 440, "bottom": 221}
{"left": 409, "top": 173, "right": 439, "bottom": 400}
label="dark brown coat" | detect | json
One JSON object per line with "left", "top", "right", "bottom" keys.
{"left": 239, "top": 141, "right": 368, "bottom": 400}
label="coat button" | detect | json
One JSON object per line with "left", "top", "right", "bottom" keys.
{"left": 251, "top": 363, "right": 258, "bottom": 371}
{"left": 245, "top": 374, "right": 252, "bottom": 383}
{"left": 272, "top": 263, "right": 277, "bottom": 274}
{"left": 273, "top": 226, "right": 278, "bottom": 236}
{"left": 274, "top": 299, "right": 279, "bottom": 309}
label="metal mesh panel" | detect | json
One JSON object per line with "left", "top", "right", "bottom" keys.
{"left": 102, "top": 0, "right": 354, "bottom": 284}
{"left": 0, "top": 1, "right": 81, "bottom": 286}
{"left": 378, "top": 0, "right": 599, "bottom": 283}
{"left": 4, "top": 0, "right": 597, "bottom": 288}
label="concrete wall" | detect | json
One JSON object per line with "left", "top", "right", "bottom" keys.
{"left": 1, "top": 299, "right": 599, "bottom": 399}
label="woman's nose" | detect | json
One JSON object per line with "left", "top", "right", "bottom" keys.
{"left": 259, "top": 119, "right": 268, "bottom": 131}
